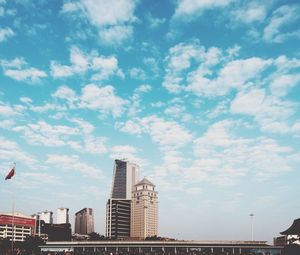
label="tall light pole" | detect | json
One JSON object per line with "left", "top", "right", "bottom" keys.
{"left": 250, "top": 213, "right": 254, "bottom": 241}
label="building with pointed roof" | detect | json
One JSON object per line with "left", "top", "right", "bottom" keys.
{"left": 130, "top": 177, "right": 158, "bottom": 239}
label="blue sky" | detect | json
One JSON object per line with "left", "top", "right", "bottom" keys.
{"left": 0, "top": 0, "right": 300, "bottom": 243}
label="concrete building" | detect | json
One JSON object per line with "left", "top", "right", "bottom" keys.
{"left": 106, "top": 199, "right": 131, "bottom": 239}
{"left": 57, "top": 207, "right": 69, "bottom": 224}
{"left": 0, "top": 212, "right": 36, "bottom": 242}
{"left": 75, "top": 208, "right": 94, "bottom": 235}
{"left": 106, "top": 159, "right": 140, "bottom": 239}
{"left": 111, "top": 159, "right": 139, "bottom": 200}
{"left": 131, "top": 178, "right": 158, "bottom": 239}
{"left": 40, "top": 210, "right": 53, "bottom": 224}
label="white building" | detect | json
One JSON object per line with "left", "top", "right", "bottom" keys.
{"left": 40, "top": 210, "right": 53, "bottom": 224}
{"left": 131, "top": 178, "right": 158, "bottom": 239}
{"left": 57, "top": 208, "right": 69, "bottom": 224}
{"left": 0, "top": 212, "right": 36, "bottom": 242}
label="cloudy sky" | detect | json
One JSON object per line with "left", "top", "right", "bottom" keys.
{"left": 1, "top": 0, "right": 300, "bottom": 243}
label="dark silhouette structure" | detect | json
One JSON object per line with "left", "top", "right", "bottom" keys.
{"left": 40, "top": 221, "right": 72, "bottom": 241}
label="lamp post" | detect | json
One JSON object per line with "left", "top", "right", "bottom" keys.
{"left": 250, "top": 213, "right": 254, "bottom": 241}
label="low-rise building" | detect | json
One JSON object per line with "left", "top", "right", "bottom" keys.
{"left": 0, "top": 212, "right": 35, "bottom": 242}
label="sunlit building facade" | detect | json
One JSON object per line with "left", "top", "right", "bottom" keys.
{"left": 131, "top": 178, "right": 158, "bottom": 239}
{"left": 0, "top": 212, "right": 36, "bottom": 242}
{"left": 57, "top": 207, "right": 69, "bottom": 224}
{"left": 75, "top": 208, "right": 94, "bottom": 235}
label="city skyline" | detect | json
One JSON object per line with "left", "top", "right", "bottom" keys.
{"left": 0, "top": 0, "right": 300, "bottom": 244}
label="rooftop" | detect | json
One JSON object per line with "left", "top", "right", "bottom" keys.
{"left": 135, "top": 177, "right": 155, "bottom": 187}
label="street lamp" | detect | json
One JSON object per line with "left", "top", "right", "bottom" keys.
{"left": 250, "top": 213, "right": 254, "bottom": 241}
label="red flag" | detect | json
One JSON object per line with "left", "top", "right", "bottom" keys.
{"left": 5, "top": 167, "right": 15, "bottom": 180}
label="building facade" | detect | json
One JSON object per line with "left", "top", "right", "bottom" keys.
{"left": 57, "top": 208, "right": 69, "bottom": 224}
{"left": 111, "top": 159, "right": 139, "bottom": 200}
{"left": 0, "top": 212, "right": 36, "bottom": 242}
{"left": 131, "top": 178, "right": 158, "bottom": 239}
{"left": 106, "top": 199, "right": 131, "bottom": 239}
{"left": 40, "top": 210, "right": 53, "bottom": 224}
{"left": 106, "top": 159, "right": 140, "bottom": 239}
{"left": 75, "top": 208, "right": 94, "bottom": 235}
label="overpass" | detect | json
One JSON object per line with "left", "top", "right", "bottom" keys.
{"left": 40, "top": 240, "right": 282, "bottom": 255}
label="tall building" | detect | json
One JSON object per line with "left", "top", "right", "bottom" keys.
{"left": 40, "top": 210, "right": 53, "bottom": 224}
{"left": 106, "top": 159, "right": 140, "bottom": 239}
{"left": 131, "top": 178, "right": 158, "bottom": 239}
{"left": 106, "top": 199, "right": 131, "bottom": 239}
{"left": 0, "top": 212, "right": 36, "bottom": 242}
{"left": 111, "top": 159, "right": 139, "bottom": 199}
{"left": 57, "top": 208, "right": 69, "bottom": 224}
{"left": 75, "top": 208, "right": 94, "bottom": 234}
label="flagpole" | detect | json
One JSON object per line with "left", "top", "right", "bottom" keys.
{"left": 11, "top": 162, "right": 16, "bottom": 255}
{"left": 11, "top": 192, "right": 15, "bottom": 255}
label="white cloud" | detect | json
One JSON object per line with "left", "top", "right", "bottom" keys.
{"left": 128, "top": 84, "right": 152, "bottom": 117}
{"left": 129, "top": 67, "right": 146, "bottom": 80}
{"left": 263, "top": 5, "right": 300, "bottom": 43}
{"left": 98, "top": 25, "right": 133, "bottom": 45}
{"left": 50, "top": 61, "right": 74, "bottom": 78}
{"left": 79, "top": 84, "right": 128, "bottom": 118}
{"left": 174, "top": 0, "right": 232, "bottom": 20}
{"left": 0, "top": 101, "right": 23, "bottom": 117}
{"left": 110, "top": 145, "right": 136, "bottom": 159}
{"left": 50, "top": 46, "right": 121, "bottom": 80}
{"left": 146, "top": 13, "right": 166, "bottom": 28}
{"left": 119, "top": 115, "right": 192, "bottom": 150}
{"left": 61, "top": 2, "right": 83, "bottom": 13}
{"left": 163, "top": 41, "right": 272, "bottom": 97}
{"left": 52, "top": 85, "right": 77, "bottom": 105}
{"left": 29, "top": 103, "right": 66, "bottom": 113}
{"left": 184, "top": 120, "right": 296, "bottom": 185}
{"left": 230, "top": 88, "right": 296, "bottom": 134}
{"left": 91, "top": 55, "right": 119, "bottom": 80}
{"left": 70, "top": 46, "right": 89, "bottom": 73}
{"left": 143, "top": 57, "right": 160, "bottom": 77}
{"left": 84, "top": 136, "right": 107, "bottom": 154}
{"left": 231, "top": 88, "right": 265, "bottom": 116}
{"left": 186, "top": 57, "right": 272, "bottom": 97}
{"left": 231, "top": 2, "right": 267, "bottom": 24}
{"left": 62, "top": 0, "right": 138, "bottom": 45}
{"left": 21, "top": 172, "right": 61, "bottom": 185}
{"left": 19, "top": 97, "right": 32, "bottom": 104}
{"left": 82, "top": 0, "right": 136, "bottom": 26}
{"left": 13, "top": 120, "right": 80, "bottom": 147}
{"left": 1, "top": 57, "right": 47, "bottom": 83}
{"left": 69, "top": 117, "right": 95, "bottom": 134}
{"left": 46, "top": 154, "right": 103, "bottom": 179}
{"left": 0, "top": 136, "right": 37, "bottom": 167}
{"left": 0, "top": 27, "right": 14, "bottom": 42}
{"left": 116, "top": 119, "right": 142, "bottom": 135}
{"left": 270, "top": 74, "right": 300, "bottom": 97}
{"left": 0, "top": 119, "right": 15, "bottom": 129}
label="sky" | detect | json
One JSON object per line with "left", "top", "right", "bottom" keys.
{"left": 0, "top": 0, "right": 300, "bottom": 243}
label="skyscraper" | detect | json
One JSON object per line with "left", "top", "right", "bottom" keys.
{"left": 111, "top": 159, "right": 139, "bottom": 199}
{"left": 57, "top": 207, "right": 69, "bottom": 224}
{"left": 131, "top": 178, "right": 158, "bottom": 239}
{"left": 106, "top": 159, "right": 139, "bottom": 239}
{"left": 40, "top": 210, "right": 53, "bottom": 224}
{"left": 75, "top": 208, "right": 94, "bottom": 234}
{"left": 106, "top": 199, "right": 131, "bottom": 239}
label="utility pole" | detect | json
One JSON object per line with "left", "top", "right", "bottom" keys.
{"left": 250, "top": 213, "right": 254, "bottom": 241}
